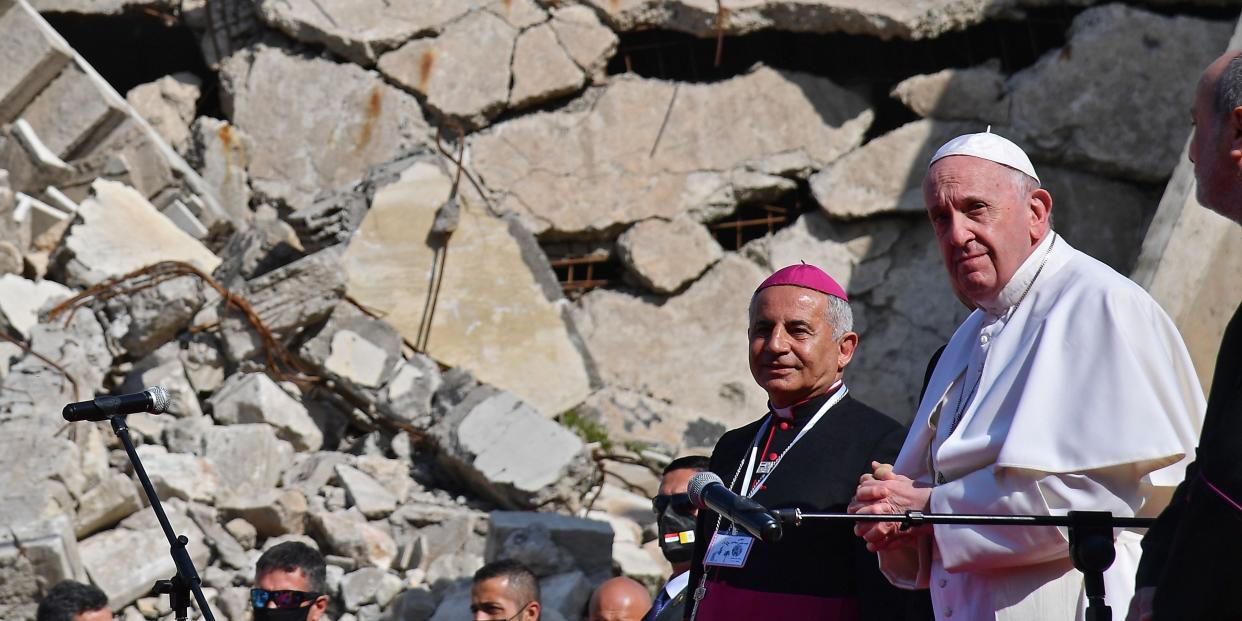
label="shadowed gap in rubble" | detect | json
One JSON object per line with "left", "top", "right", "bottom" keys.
{"left": 43, "top": 10, "right": 222, "bottom": 119}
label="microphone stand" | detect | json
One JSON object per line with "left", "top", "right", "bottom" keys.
{"left": 773, "top": 508, "right": 1154, "bottom": 621}
{"left": 108, "top": 414, "right": 216, "bottom": 621}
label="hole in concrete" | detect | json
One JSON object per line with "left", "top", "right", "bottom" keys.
{"left": 608, "top": 6, "right": 1085, "bottom": 138}
{"left": 707, "top": 183, "right": 815, "bottom": 252}
{"left": 542, "top": 241, "right": 624, "bottom": 297}
{"left": 43, "top": 10, "right": 221, "bottom": 118}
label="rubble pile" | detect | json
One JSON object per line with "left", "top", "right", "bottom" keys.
{"left": 0, "top": 0, "right": 1236, "bottom": 619}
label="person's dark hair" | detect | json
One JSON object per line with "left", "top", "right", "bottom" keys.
{"left": 1215, "top": 52, "right": 1242, "bottom": 115}
{"left": 36, "top": 580, "right": 109, "bottom": 621}
{"left": 256, "top": 541, "right": 327, "bottom": 593}
{"left": 473, "top": 559, "right": 540, "bottom": 605}
{"left": 663, "top": 455, "right": 710, "bottom": 476}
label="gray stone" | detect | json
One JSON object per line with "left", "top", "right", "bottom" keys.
{"left": 573, "top": 253, "right": 768, "bottom": 431}
{"left": 1008, "top": 5, "right": 1232, "bottom": 181}
{"left": 210, "top": 205, "right": 301, "bottom": 289}
{"left": 548, "top": 6, "right": 617, "bottom": 82}
{"left": 68, "top": 118, "right": 178, "bottom": 204}
{"left": 189, "top": 117, "right": 253, "bottom": 222}
{"left": 741, "top": 210, "right": 902, "bottom": 298}
{"left": 218, "top": 488, "right": 308, "bottom": 537}
{"left": 21, "top": 62, "right": 126, "bottom": 158}
{"left": 216, "top": 586, "right": 251, "bottom": 621}
{"left": 341, "top": 566, "right": 388, "bottom": 611}
{"left": 287, "top": 188, "right": 368, "bottom": 253}
{"left": 377, "top": 11, "right": 516, "bottom": 129}
{"left": 354, "top": 455, "right": 414, "bottom": 505}
{"left": 0, "top": 1, "right": 72, "bottom": 124}
{"left": 378, "top": 354, "right": 442, "bottom": 427}
{"left": 160, "top": 414, "right": 214, "bottom": 456}
{"left": 0, "top": 513, "right": 82, "bottom": 619}
{"left": 0, "top": 304, "right": 109, "bottom": 427}
{"left": 73, "top": 470, "right": 142, "bottom": 538}
{"left": 576, "top": 386, "right": 715, "bottom": 453}
{"left": 0, "top": 241, "right": 21, "bottom": 274}
{"left": 125, "top": 73, "right": 201, "bottom": 155}
{"left": 255, "top": 0, "right": 472, "bottom": 65}
{"left": 121, "top": 343, "right": 203, "bottom": 418}
{"left": 890, "top": 59, "right": 1009, "bottom": 124}
{"left": 383, "top": 587, "right": 436, "bottom": 621}
{"left": 425, "top": 552, "right": 483, "bottom": 592}
{"left": 471, "top": 66, "right": 871, "bottom": 235}
{"left": 61, "top": 179, "right": 221, "bottom": 285}
{"left": 104, "top": 274, "right": 207, "bottom": 359}
{"left": 617, "top": 217, "right": 722, "bottom": 295}
{"left": 0, "top": 273, "right": 71, "bottom": 339}
{"left": 224, "top": 517, "right": 258, "bottom": 549}
{"left": 310, "top": 509, "right": 398, "bottom": 568}
{"left": 426, "top": 580, "right": 471, "bottom": 621}
{"left": 432, "top": 384, "right": 594, "bottom": 511}
{"left": 135, "top": 445, "right": 222, "bottom": 503}
{"left": 809, "top": 118, "right": 976, "bottom": 219}
{"left": 283, "top": 451, "right": 358, "bottom": 496}
{"left": 300, "top": 302, "right": 403, "bottom": 390}
{"left": 201, "top": 423, "right": 294, "bottom": 495}
{"left": 336, "top": 464, "right": 398, "bottom": 519}
{"left": 208, "top": 372, "right": 322, "bottom": 451}
{"left": 1039, "top": 165, "right": 1161, "bottom": 275}
{"left": 186, "top": 504, "right": 251, "bottom": 571}
{"left": 539, "top": 571, "right": 591, "bottom": 621}
{"left": 220, "top": 44, "right": 431, "bottom": 211}
{"left": 510, "top": 23, "right": 584, "bottom": 109}
{"left": 80, "top": 512, "right": 209, "bottom": 610}
{"left": 342, "top": 160, "right": 592, "bottom": 416}
{"left": 486, "top": 511, "right": 614, "bottom": 578}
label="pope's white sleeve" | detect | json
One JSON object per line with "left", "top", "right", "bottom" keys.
{"left": 929, "top": 464, "right": 1143, "bottom": 573}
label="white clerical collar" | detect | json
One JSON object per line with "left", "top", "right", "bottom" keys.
{"left": 664, "top": 570, "right": 690, "bottom": 598}
{"left": 976, "top": 232, "right": 1057, "bottom": 317}
{"left": 771, "top": 380, "right": 844, "bottom": 420}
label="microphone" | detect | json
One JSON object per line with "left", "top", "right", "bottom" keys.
{"left": 687, "top": 471, "right": 783, "bottom": 543}
{"left": 63, "top": 387, "right": 171, "bottom": 422}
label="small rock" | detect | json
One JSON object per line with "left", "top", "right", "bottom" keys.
{"left": 617, "top": 217, "right": 722, "bottom": 294}
{"left": 310, "top": 509, "right": 397, "bottom": 568}
{"left": 510, "top": 23, "right": 584, "bottom": 109}
{"left": 73, "top": 470, "right": 142, "bottom": 538}
{"left": 342, "top": 566, "right": 388, "bottom": 611}
{"left": 201, "top": 423, "right": 294, "bottom": 495}
{"left": 218, "top": 488, "right": 308, "bottom": 537}
{"left": 336, "top": 464, "right": 398, "bottom": 519}
{"left": 208, "top": 372, "right": 322, "bottom": 451}
{"left": 189, "top": 117, "right": 254, "bottom": 222}
{"left": 125, "top": 73, "right": 201, "bottom": 154}
{"left": 224, "top": 517, "right": 258, "bottom": 549}
{"left": 890, "top": 59, "right": 1009, "bottom": 124}
{"left": 0, "top": 273, "right": 72, "bottom": 339}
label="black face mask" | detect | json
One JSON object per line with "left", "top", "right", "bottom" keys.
{"left": 657, "top": 503, "right": 698, "bottom": 564}
{"left": 253, "top": 607, "right": 311, "bottom": 621}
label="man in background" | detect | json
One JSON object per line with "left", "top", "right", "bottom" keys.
{"left": 471, "top": 559, "right": 541, "bottom": 621}
{"left": 588, "top": 576, "right": 651, "bottom": 621}
{"left": 645, "top": 456, "right": 709, "bottom": 621}
{"left": 36, "top": 580, "right": 112, "bottom": 621}
{"left": 252, "top": 541, "right": 329, "bottom": 621}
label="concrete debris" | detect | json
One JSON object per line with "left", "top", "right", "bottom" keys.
{"left": 548, "top": 6, "right": 618, "bottom": 82}
{"left": 0, "top": 1, "right": 73, "bottom": 124}
{"left": 300, "top": 302, "right": 403, "bottom": 390}
{"left": 283, "top": 451, "right": 357, "bottom": 496}
{"left": 576, "top": 386, "right": 718, "bottom": 453}
{"left": 354, "top": 456, "right": 414, "bottom": 506}
{"left": 287, "top": 188, "right": 368, "bottom": 254}
{"left": 431, "top": 383, "right": 595, "bottom": 511}
{"left": 0, "top": 273, "right": 71, "bottom": 338}
{"left": 378, "top": 354, "right": 442, "bottom": 428}
{"left": 743, "top": 210, "right": 900, "bottom": 298}
{"left": 201, "top": 423, "right": 294, "bottom": 496}
{"left": 210, "top": 205, "right": 302, "bottom": 288}
{"left": 0, "top": 513, "right": 83, "bottom": 620}
{"left": 72, "top": 471, "right": 142, "bottom": 538}
{"left": 21, "top": 62, "right": 126, "bottom": 159}
{"left": 617, "top": 217, "right": 723, "bottom": 295}
{"left": 125, "top": 73, "right": 201, "bottom": 155}
{"left": 60, "top": 179, "right": 221, "bottom": 285}
{"left": 188, "top": 117, "right": 254, "bottom": 222}
{"left": 309, "top": 509, "right": 398, "bottom": 569}
{"left": 890, "top": 59, "right": 1009, "bottom": 124}
{"left": 220, "top": 44, "right": 431, "bottom": 212}
{"left": 486, "top": 511, "right": 614, "bottom": 580}
{"left": 217, "top": 488, "right": 308, "bottom": 537}
{"left": 343, "top": 160, "right": 592, "bottom": 416}
{"left": 103, "top": 274, "right": 207, "bottom": 359}
{"left": 121, "top": 343, "right": 204, "bottom": 418}
{"left": 336, "top": 464, "right": 398, "bottom": 519}
{"left": 80, "top": 510, "right": 209, "bottom": 610}
{"left": 383, "top": 587, "right": 437, "bottom": 621}
{"left": 539, "top": 571, "right": 592, "bottom": 621}
{"left": 208, "top": 372, "right": 323, "bottom": 452}
{"left": 340, "top": 566, "right": 395, "bottom": 611}
{"left": 224, "top": 517, "right": 258, "bottom": 550}
{"left": 1039, "top": 165, "right": 1161, "bottom": 275}
{"left": 471, "top": 66, "right": 871, "bottom": 235}
{"left": 0, "top": 302, "right": 110, "bottom": 425}
{"left": 187, "top": 504, "right": 252, "bottom": 571}
{"left": 180, "top": 332, "right": 226, "bottom": 395}
{"left": 510, "top": 23, "right": 585, "bottom": 110}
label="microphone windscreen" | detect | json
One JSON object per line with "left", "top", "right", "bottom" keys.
{"left": 687, "top": 471, "right": 723, "bottom": 508}
{"left": 147, "top": 386, "right": 171, "bottom": 414}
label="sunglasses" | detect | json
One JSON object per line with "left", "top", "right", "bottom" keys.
{"left": 251, "top": 588, "right": 322, "bottom": 609}
{"left": 652, "top": 492, "right": 695, "bottom": 514}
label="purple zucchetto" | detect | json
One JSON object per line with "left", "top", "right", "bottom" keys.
{"left": 755, "top": 263, "right": 848, "bottom": 302}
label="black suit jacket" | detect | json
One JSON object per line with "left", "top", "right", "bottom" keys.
{"left": 650, "top": 588, "right": 687, "bottom": 621}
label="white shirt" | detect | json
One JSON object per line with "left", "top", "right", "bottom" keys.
{"left": 880, "top": 233, "right": 1205, "bottom": 621}
{"left": 663, "top": 570, "right": 690, "bottom": 600}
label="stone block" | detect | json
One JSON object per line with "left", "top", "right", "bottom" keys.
{"left": 300, "top": 302, "right": 402, "bottom": 390}
{"left": 125, "top": 72, "right": 201, "bottom": 154}
{"left": 539, "top": 571, "right": 591, "bottom": 621}
{"left": 121, "top": 344, "right": 203, "bottom": 418}
{"left": 378, "top": 354, "right": 441, "bottom": 427}
{"left": 548, "top": 6, "right": 617, "bottom": 82}
{"left": 383, "top": 587, "right": 436, "bottom": 621}
{"left": 189, "top": 117, "right": 253, "bottom": 222}
{"left": 0, "top": 307, "right": 109, "bottom": 426}
{"left": 180, "top": 332, "right": 226, "bottom": 394}
{"left": 255, "top": 0, "right": 467, "bottom": 65}
{"left": 617, "top": 217, "right": 722, "bottom": 295}
{"left": 310, "top": 509, "right": 397, "bottom": 569}
{"left": 336, "top": 464, "right": 398, "bottom": 519}
{"left": 431, "top": 384, "right": 594, "bottom": 511}
{"left": 342, "top": 160, "right": 591, "bottom": 416}
{"left": 890, "top": 59, "right": 1009, "bottom": 124}
{"left": 73, "top": 470, "right": 142, "bottom": 538}
{"left": 341, "top": 566, "right": 387, "bottom": 611}
{"left": 208, "top": 372, "right": 322, "bottom": 451}
{"left": 61, "top": 179, "right": 221, "bottom": 285}
{"left": 0, "top": 273, "right": 71, "bottom": 339}
{"left": 0, "top": 513, "right": 83, "bottom": 606}
{"left": 287, "top": 188, "right": 367, "bottom": 253}
{"left": 354, "top": 455, "right": 413, "bottom": 505}
{"left": 104, "top": 275, "right": 207, "bottom": 359}
{"left": 283, "top": 451, "right": 357, "bottom": 496}
{"left": 21, "top": 62, "right": 126, "bottom": 158}
{"left": 486, "top": 511, "right": 613, "bottom": 578}
{"left": 201, "top": 423, "right": 293, "bottom": 495}
{"left": 135, "top": 445, "right": 221, "bottom": 504}
{"left": 80, "top": 512, "right": 209, "bottom": 610}
{"left": 186, "top": 504, "right": 251, "bottom": 572}
{"left": 510, "top": 23, "right": 584, "bottom": 109}
{"left": 0, "top": 1, "right": 72, "bottom": 124}
{"left": 224, "top": 517, "right": 257, "bottom": 550}
{"left": 217, "top": 488, "right": 308, "bottom": 537}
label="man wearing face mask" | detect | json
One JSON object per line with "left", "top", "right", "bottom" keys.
{"left": 251, "top": 542, "right": 329, "bottom": 621}
{"left": 645, "top": 455, "right": 710, "bottom": 621}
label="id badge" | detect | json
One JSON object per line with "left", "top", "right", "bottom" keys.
{"left": 703, "top": 532, "right": 754, "bottom": 568}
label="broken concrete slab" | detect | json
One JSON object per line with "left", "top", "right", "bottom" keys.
{"left": 471, "top": 65, "right": 871, "bottom": 235}
{"left": 220, "top": 44, "right": 431, "bottom": 211}
{"left": 0, "top": 302, "right": 110, "bottom": 424}
{"left": 217, "top": 488, "right": 308, "bottom": 537}
{"left": 125, "top": 73, "right": 201, "bottom": 155}
{"left": 80, "top": 512, "right": 209, "bottom": 610}
{"left": 300, "top": 302, "right": 403, "bottom": 390}
{"left": 548, "top": 5, "right": 617, "bottom": 82}
{"left": 121, "top": 344, "right": 203, "bottom": 418}
{"left": 573, "top": 253, "right": 769, "bottom": 430}
{"left": 188, "top": 117, "right": 253, "bottom": 222}
{"left": 0, "top": 1, "right": 72, "bottom": 124}
{"left": 486, "top": 511, "right": 614, "bottom": 579}
{"left": 309, "top": 508, "right": 398, "bottom": 568}
{"left": 510, "top": 23, "right": 584, "bottom": 110}
{"left": 343, "top": 160, "right": 592, "bottom": 416}
{"left": 890, "top": 59, "right": 1009, "bottom": 124}
{"left": 134, "top": 445, "right": 221, "bottom": 504}
{"left": 208, "top": 372, "right": 322, "bottom": 451}
{"left": 377, "top": 11, "right": 516, "bottom": 129}
{"left": 21, "top": 61, "right": 126, "bottom": 159}
{"left": 201, "top": 423, "right": 294, "bottom": 495}
{"left": 61, "top": 179, "right": 221, "bottom": 285}
{"left": 210, "top": 205, "right": 302, "bottom": 288}
{"left": 336, "top": 464, "right": 398, "bottom": 519}
{"left": 287, "top": 188, "right": 368, "bottom": 254}
{"left": 73, "top": 470, "right": 142, "bottom": 538}
{"left": 378, "top": 354, "right": 443, "bottom": 427}
{"left": 0, "top": 512, "right": 84, "bottom": 618}
{"left": 576, "top": 386, "right": 719, "bottom": 454}
{"left": 354, "top": 455, "right": 414, "bottom": 506}
{"left": 0, "top": 273, "right": 71, "bottom": 338}
{"left": 104, "top": 273, "right": 207, "bottom": 359}
{"left": 809, "top": 118, "right": 977, "bottom": 219}
{"left": 283, "top": 451, "right": 357, "bottom": 496}
{"left": 616, "top": 217, "right": 722, "bottom": 295}
{"left": 431, "top": 383, "right": 595, "bottom": 511}
{"left": 1008, "top": 5, "right": 1232, "bottom": 181}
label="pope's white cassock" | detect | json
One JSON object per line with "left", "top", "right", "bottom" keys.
{"left": 879, "top": 231, "right": 1205, "bottom": 620}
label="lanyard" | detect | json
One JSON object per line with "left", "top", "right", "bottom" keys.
{"left": 733, "top": 383, "right": 849, "bottom": 500}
